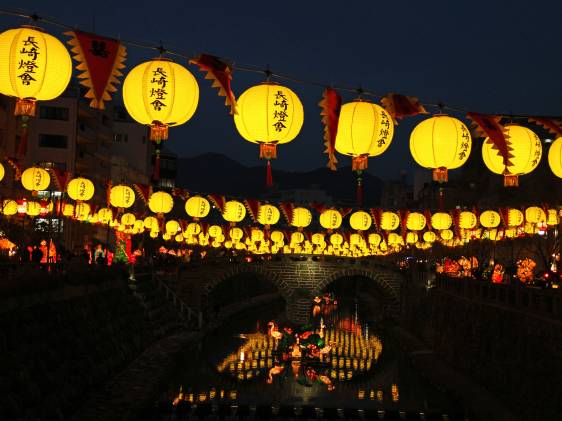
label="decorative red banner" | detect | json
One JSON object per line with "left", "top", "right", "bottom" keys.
{"left": 319, "top": 88, "right": 342, "bottom": 170}
{"left": 190, "top": 54, "right": 237, "bottom": 115}
{"left": 244, "top": 199, "right": 260, "bottom": 223}
{"left": 106, "top": 181, "right": 112, "bottom": 207}
{"left": 424, "top": 209, "right": 433, "bottom": 231}
{"left": 528, "top": 117, "right": 562, "bottom": 138}
{"left": 381, "top": 93, "right": 427, "bottom": 122}
{"left": 467, "top": 112, "right": 513, "bottom": 168}
{"left": 65, "top": 30, "right": 126, "bottom": 110}
{"left": 4, "top": 157, "right": 22, "bottom": 180}
{"left": 370, "top": 208, "right": 383, "bottom": 231}
{"left": 49, "top": 168, "right": 70, "bottom": 192}
{"left": 280, "top": 202, "right": 295, "bottom": 224}
{"left": 171, "top": 188, "right": 189, "bottom": 201}
{"left": 310, "top": 202, "right": 326, "bottom": 215}
{"left": 208, "top": 194, "right": 226, "bottom": 212}
{"left": 133, "top": 184, "right": 152, "bottom": 205}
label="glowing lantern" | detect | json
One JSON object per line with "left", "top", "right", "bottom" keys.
{"left": 482, "top": 125, "right": 542, "bottom": 186}
{"left": 185, "top": 196, "right": 210, "bottom": 219}
{"left": 229, "top": 227, "right": 244, "bottom": 241}
{"left": 257, "top": 204, "right": 280, "bottom": 226}
{"left": 380, "top": 212, "right": 399, "bottom": 231}
{"left": 98, "top": 208, "right": 113, "bottom": 224}
{"left": 251, "top": 229, "right": 265, "bottom": 242}
{"left": 406, "top": 212, "right": 426, "bottom": 231}
{"left": 143, "top": 215, "right": 158, "bottom": 230}
{"left": 208, "top": 225, "right": 223, "bottom": 238}
{"left": 74, "top": 202, "right": 90, "bottom": 220}
{"left": 406, "top": 232, "right": 418, "bottom": 244}
{"left": 459, "top": 211, "right": 477, "bottom": 229}
{"left": 291, "top": 231, "right": 305, "bottom": 244}
{"left": 186, "top": 222, "right": 201, "bottom": 236}
{"left": 320, "top": 209, "right": 342, "bottom": 230}
{"left": 2, "top": 200, "right": 18, "bottom": 216}
{"left": 547, "top": 209, "right": 559, "bottom": 226}
{"left": 507, "top": 209, "right": 524, "bottom": 227}
{"left": 368, "top": 233, "right": 382, "bottom": 246}
{"left": 387, "top": 233, "right": 403, "bottom": 246}
{"left": 162, "top": 232, "right": 171, "bottom": 241}
{"left": 148, "top": 191, "right": 174, "bottom": 214}
{"left": 121, "top": 213, "right": 136, "bottom": 225}
{"left": 123, "top": 58, "right": 198, "bottom": 143}
{"left": 440, "top": 229, "right": 454, "bottom": 240}
{"left": 62, "top": 203, "right": 74, "bottom": 217}
{"left": 525, "top": 206, "right": 546, "bottom": 224}
{"left": 431, "top": 212, "right": 452, "bottom": 230}
{"left": 26, "top": 201, "right": 41, "bottom": 216}
{"left": 335, "top": 100, "right": 394, "bottom": 171}
{"left": 270, "top": 231, "right": 284, "bottom": 243}
{"left": 165, "top": 220, "right": 180, "bottom": 234}
{"left": 409, "top": 115, "right": 471, "bottom": 182}
{"left": 21, "top": 167, "right": 50, "bottom": 193}
{"left": 480, "top": 210, "right": 501, "bottom": 228}
{"left": 233, "top": 83, "right": 304, "bottom": 186}
{"left": 222, "top": 200, "right": 246, "bottom": 223}
{"left": 66, "top": 177, "right": 94, "bottom": 201}
{"left": 133, "top": 220, "right": 144, "bottom": 231}
{"left": 330, "top": 233, "right": 344, "bottom": 247}
{"left": 175, "top": 234, "right": 183, "bottom": 243}
{"left": 0, "top": 163, "right": 5, "bottom": 182}
{"left": 547, "top": 137, "right": 562, "bottom": 178}
{"left": 423, "top": 231, "right": 436, "bottom": 243}
{"left": 109, "top": 185, "right": 135, "bottom": 208}
{"left": 0, "top": 27, "right": 72, "bottom": 118}
{"left": 349, "top": 211, "right": 372, "bottom": 231}
{"left": 291, "top": 207, "right": 312, "bottom": 229}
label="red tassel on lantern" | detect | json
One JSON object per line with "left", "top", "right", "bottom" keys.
{"left": 153, "top": 147, "right": 161, "bottom": 181}
{"left": 356, "top": 171, "right": 363, "bottom": 206}
{"left": 266, "top": 160, "right": 273, "bottom": 188}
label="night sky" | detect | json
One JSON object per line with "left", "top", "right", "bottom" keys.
{"left": 1, "top": 1, "right": 561, "bottom": 179}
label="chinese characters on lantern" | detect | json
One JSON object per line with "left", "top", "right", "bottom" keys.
{"left": 378, "top": 110, "right": 391, "bottom": 148}
{"left": 531, "top": 135, "right": 541, "bottom": 167}
{"left": 272, "top": 90, "right": 289, "bottom": 132}
{"left": 150, "top": 67, "right": 168, "bottom": 111}
{"left": 18, "top": 36, "right": 40, "bottom": 86}
{"left": 458, "top": 124, "right": 470, "bottom": 160}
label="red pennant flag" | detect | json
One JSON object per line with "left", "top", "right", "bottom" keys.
{"left": 208, "top": 194, "right": 226, "bottom": 212}
{"left": 65, "top": 30, "right": 127, "bottom": 110}
{"left": 190, "top": 54, "right": 237, "bottom": 115}
{"left": 319, "top": 88, "right": 342, "bottom": 170}
{"left": 381, "top": 93, "right": 427, "bottom": 122}
{"left": 133, "top": 184, "right": 152, "bottom": 205}
{"left": 280, "top": 202, "right": 295, "bottom": 224}
{"left": 370, "top": 208, "right": 383, "bottom": 231}
{"left": 49, "top": 168, "right": 70, "bottom": 192}
{"left": 171, "top": 188, "right": 189, "bottom": 201}
{"left": 467, "top": 112, "right": 513, "bottom": 168}
{"left": 244, "top": 199, "right": 260, "bottom": 223}
{"left": 423, "top": 209, "right": 433, "bottom": 231}
{"left": 4, "top": 157, "right": 22, "bottom": 180}
{"left": 310, "top": 202, "right": 326, "bottom": 215}
{"left": 340, "top": 208, "right": 353, "bottom": 219}
{"left": 528, "top": 117, "right": 562, "bottom": 138}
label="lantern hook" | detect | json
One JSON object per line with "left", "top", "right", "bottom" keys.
{"left": 157, "top": 42, "right": 166, "bottom": 57}
{"left": 30, "top": 13, "right": 40, "bottom": 22}
{"left": 264, "top": 64, "right": 272, "bottom": 81}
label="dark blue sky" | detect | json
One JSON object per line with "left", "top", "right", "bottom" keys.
{"left": 2, "top": 1, "right": 561, "bottom": 179}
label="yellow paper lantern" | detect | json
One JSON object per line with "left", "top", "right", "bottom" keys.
{"left": 143, "top": 215, "right": 158, "bottom": 230}
{"left": 66, "top": 177, "right": 95, "bottom": 201}
{"left": 148, "top": 191, "right": 174, "bottom": 214}
{"left": 0, "top": 163, "right": 5, "bottom": 182}
{"left": 121, "top": 213, "right": 136, "bottom": 225}
{"left": 185, "top": 196, "right": 211, "bottom": 219}
{"left": 165, "top": 220, "right": 180, "bottom": 234}
{"left": 123, "top": 58, "right": 199, "bottom": 142}
{"left": 459, "top": 211, "right": 477, "bottom": 229}
{"left": 507, "top": 208, "right": 524, "bottom": 227}
{"left": 409, "top": 115, "right": 471, "bottom": 182}
{"left": 320, "top": 209, "right": 342, "bottom": 230}
{"left": 349, "top": 211, "right": 372, "bottom": 231}
{"left": 98, "top": 208, "right": 113, "bottom": 224}
{"left": 74, "top": 202, "right": 90, "bottom": 221}
{"left": 546, "top": 209, "right": 559, "bottom": 226}
{"left": 251, "top": 229, "right": 265, "bottom": 242}
{"left": 0, "top": 27, "right": 72, "bottom": 117}
{"left": 222, "top": 200, "right": 246, "bottom": 223}
{"left": 482, "top": 125, "right": 542, "bottom": 186}
{"left": 525, "top": 206, "right": 546, "bottom": 224}
{"left": 175, "top": 234, "right": 184, "bottom": 243}
{"left": 208, "top": 225, "right": 223, "bottom": 238}
{"left": 186, "top": 222, "right": 201, "bottom": 236}
{"left": 406, "top": 212, "right": 426, "bottom": 231}
{"left": 480, "top": 210, "right": 501, "bottom": 228}
{"left": 547, "top": 137, "right": 562, "bottom": 178}
{"left": 291, "top": 207, "right": 312, "bottom": 229}
{"left": 26, "top": 201, "right": 41, "bottom": 216}
{"left": 440, "top": 229, "right": 454, "bottom": 241}
{"left": 335, "top": 100, "right": 394, "bottom": 171}
{"left": 21, "top": 167, "right": 50, "bottom": 192}
{"left": 387, "top": 232, "right": 403, "bottom": 246}
{"left": 229, "top": 227, "right": 244, "bottom": 241}
{"left": 133, "top": 220, "right": 144, "bottom": 231}
{"left": 2, "top": 199, "right": 18, "bottom": 216}
{"left": 257, "top": 204, "right": 280, "bottom": 226}
{"left": 368, "top": 233, "right": 382, "bottom": 246}
{"left": 406, "top": 232, "right": 418, "bottom": 244}
{"left": 380, "top": 211, "right": 400, "bottom": 231}
{"left": 109, "top": 185, "right": 135, "bottom": 209}
{"left": 330, "top": 233, "right": 344, "bottom": 247}
{"left": 291, "top": 231, "right": 305, "bottom": 244}
{"left": 234, "top": 83, "right": 304, "bottom": 159}
{"left": 62, "top": 203, "right": 74, "bottom": 217}
{"left": 431, "top": 212, "right": 452, "bottom": 230}
{"left": 149, "top": 230, "right": 159, "bottom": 239}
{"left": 162, "top": 232, "right": 171, "bottom": 241}
{"left": 270, "top": 231, "right": 284, "bottom": 243}
{"left": 423, "top": 231, "right": 437, "bottom": 243}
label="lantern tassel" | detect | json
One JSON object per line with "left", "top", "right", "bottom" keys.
{"left": 266, "top": 160, "right": 273, "bottom": 188}
{"left": 153, "top": 147, "right": 161, "bottom": 181}
{"left": 17, "top": 123, "right": 28, "bottom": 157}
{"left": 356, "top": 171, "right": 363, "bottom": 206}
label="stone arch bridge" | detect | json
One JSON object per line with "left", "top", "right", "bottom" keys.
{"left": 166, "top": 257, "right": 405, "bottom": 323}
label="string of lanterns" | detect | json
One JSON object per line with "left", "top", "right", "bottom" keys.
{"left": 0, "top": 17, "right": 562, "bottom": 193}
{"left": 0, "top": 163, "right": 560, "bottom": 258}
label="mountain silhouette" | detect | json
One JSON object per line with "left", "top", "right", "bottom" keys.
{"left": 175, "top": 153, "right": 384, "bottom": 206}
